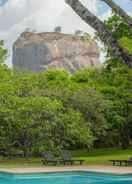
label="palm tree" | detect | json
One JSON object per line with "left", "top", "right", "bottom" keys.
{"left": 101, "top": 0, "right": 132, "bottom": 28}
{"left": 65, "top": 0, "right": 132, "bottom": 67}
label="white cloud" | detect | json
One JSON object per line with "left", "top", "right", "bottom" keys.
{"left": 100, "top": 10, "right": 112, "bottom": 21}
{"left": 0, "top": 0, "right": 100, "bottom": 66}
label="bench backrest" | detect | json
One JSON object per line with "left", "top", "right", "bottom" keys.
{"left": 61, "top": 150, "right": 72, "bottom": 161}
{"left": 42, "top": 152, "right": 55, "bottom": 161}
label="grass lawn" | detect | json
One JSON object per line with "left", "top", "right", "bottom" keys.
{"left": 0, "top": 148, "right": 132, "bottom": 168}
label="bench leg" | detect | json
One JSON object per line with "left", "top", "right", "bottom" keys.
{"left": 42, "top": 160, "right": 47, "bottom": 165}
{"left": 125, "top": 161, "right": 128, "bottom": 167}
{"left": 54, "top": 162, "right": 57, "bottom": 166}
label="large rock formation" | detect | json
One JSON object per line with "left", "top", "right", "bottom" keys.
{"left": 13, "top": 32, "right": 101, "bottom": 73}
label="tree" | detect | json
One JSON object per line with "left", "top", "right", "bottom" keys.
{"left": 65, "top": 0, "right": 132, "bottom": 67}
{"left": 106, "top": 14, "right": 132, "bottom": 56}
{"left": 0, "top": 40, "right": 7, "bottom": 64}
{"left": 101, "top": 0, "right": 132, "bottom": 28}
{"left": 104, "top": 14, "right": 132, "bottom": 72}
{"left": 69, "top": 88, "right": 108, "bottom": 147}
{"left": 12, "top": 97, "right": 63, "bottom": 157}
{"left": 106, "top": 15, "right": 132, "bottom": 39}
{"left": 51, "top": 108, "right": 93, "bottom": 150}
{"left": 0, "top": 96, "right": 62, "bottom": 157}
{"left": 100, "top": 62, "right": 132, "bottom": 148}
{"left": 0, "top": 84, "right": 93, "bottom": 156}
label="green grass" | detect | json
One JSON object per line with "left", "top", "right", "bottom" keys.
{"left": 73, "top": 148, "right": 132, "bottom": 165}
{"left": 0, "top": 148, "right": 132, "bottom": 168}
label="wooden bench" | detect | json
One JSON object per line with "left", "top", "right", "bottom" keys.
{"left": 110, "top": 160, "right": 132, "bottom": 166}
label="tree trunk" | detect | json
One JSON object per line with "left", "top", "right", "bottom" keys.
{"left": 101, "top": 0, "right": 132, "bottom": 28}
{"left": 120, "top": 125, "right": 130, "bottom": 149}
{"left": 65, "top": 0, "right": 132, "bottom": 67}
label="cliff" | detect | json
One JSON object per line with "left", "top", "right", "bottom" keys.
{"left": 13, "top": 32, "right": 101, "bottom": 72}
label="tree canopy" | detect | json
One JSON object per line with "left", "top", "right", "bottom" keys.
{"left": 65, "top": 0, "right": 132, "bottom": 67}
{"left": 0, "top": 9, "right": 132, "bottom": 157}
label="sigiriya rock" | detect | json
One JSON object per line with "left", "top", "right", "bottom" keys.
{"left": 13, "top": 32, "right": 101, "bottom": 73}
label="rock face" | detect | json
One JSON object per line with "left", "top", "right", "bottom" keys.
{"left": 13, "top": 32, "right": 101, "bottom": 73}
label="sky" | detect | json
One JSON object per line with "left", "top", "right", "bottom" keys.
{"left": 0, "top": 0, "right": 132, "bottom": 66}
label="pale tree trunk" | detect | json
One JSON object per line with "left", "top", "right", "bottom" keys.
{"left": 65, "top": 0, "right": 132, "bottom": 67}
{"left": 101, "top": 0, "right": 132, "bottom": 28}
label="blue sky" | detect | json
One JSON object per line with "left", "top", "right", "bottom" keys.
{"left": 98, "top": 0, "right": 132, "bottom": 15}
{"left": 0, "top": 0, "right": 7, "bottom": 6}
{"left": 1, "top": 0, "right": 132, "bottom": 14}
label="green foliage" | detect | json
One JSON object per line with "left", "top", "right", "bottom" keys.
{"left": 0, "top": 148, "right": 132, "bottom": 167}
{"left": 0, "top": 15, "right": 132, "bottom": 158}
{"left": 119, "top": 37, "right": 132, "bottom": 54}
{"left": 0, "top": 40, "right": 7, "bottom": 64}
{"left": 106, "top": 15, "right": 132, "bottom": 39}
{"left": 102, "top": 15, "right": 132, "bottom": 148}
{"left": 70, "top": 89, "right": 108, "bottom": 139}
{"left": 0, "top": 68, "right": 94, "bottom": 156}
{"left": 0, "top": 63, "right": 131, "bottom": 156}
{"left": 105, "top": 14, "right": 132, "bottom": 61}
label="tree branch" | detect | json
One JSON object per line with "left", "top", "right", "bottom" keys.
{"left": 65, "top": 0, "right": 132, "bottom": 67}
{"left": 101, "top": 0, "right": 132, "bottom": 28}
